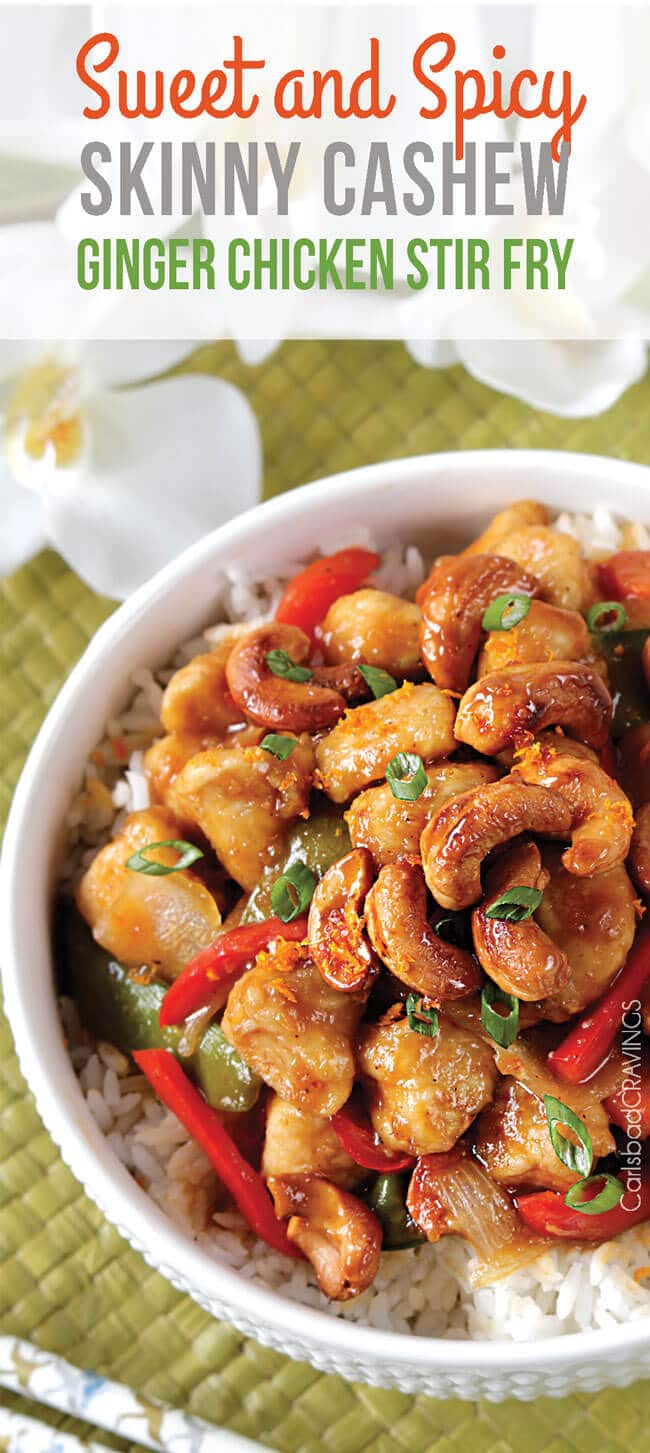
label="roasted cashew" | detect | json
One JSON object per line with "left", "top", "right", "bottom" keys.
{"left": 262, "top": 1096, "right": 364, "bottom": 1189}
{"left": 495, "top": 524, "right": 595, "bottom": 610}
{"left": 365, "top": 858, "right": 480, "bottom": 1002}
{"left": 308, "top": 847, "right": 377, "bottom": 992}
{"left": 472, "top": 840, "right": 571, "bottom": 1001}
{"left": 629, "top": 802, "right": 650, "bottom": 896}
{"left": 346, "top": 760, "right": 500, "bottom": 867}
{"left": 420, "top": 776, "right": 572, "bottom": 910}
{"left": 315, "top": 682, "right": 457, "bottom": 804}
{"left": 512, "top": 734, "right": 633, "bottom": 876}
{"left": 461, "top": 499, "right": 550, "bottom": 557}
{"left": 535, "top": 846, "right": 638, "bottom": 1020}
{"left": 268, "top": 1176, "right": 382, "bottom": 1300}
{"left": 455, "top": 661, "right": 612, "bottom": 754}
{"left": 171, "top": 736, "right": 314, "bottom": 891}
{"left": 225, "top": 623, "right": 350, "bottom": 732}
{"left": 417, "top": 554, "right": 541, "bottom": 693}
{"left": 321, "top": 588, "right": 422, "bottom": 677}
{"left": 75, "top": 806, "right": 222, "bottom": 980}
{"left": 477, "top": 599, "right": 594, "bottom": 678}
{"left": 357, "top": 1018, "right": 497, "bottom": 1156}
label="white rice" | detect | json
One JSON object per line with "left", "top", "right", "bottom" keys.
{"left": 59, "top": 517, "right": 650, "bottom": 1341}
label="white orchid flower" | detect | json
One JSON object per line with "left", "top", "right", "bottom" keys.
{"left": 0, "top": 269, "right": 262, "bottom": 597}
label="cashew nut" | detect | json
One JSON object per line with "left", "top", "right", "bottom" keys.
{"left": 477, "top": 599, "right": 595, "bottom": 678}
{"left": 512, "top": 734, "right": 633, "bottom": 876}
{"left": 418, "top": 554, "right": 540, "bottom": 693}
{"left": 346, "top": 760, "right": 500, "bottom": 866}
{"left": 495, "top": 524, "right": 595, "bottom": 610}
{"left": 315, "top": 682, "right": 457, "bottom": 804}
{"left": 308, "top": 847, "right": 377, "bottom": 992}
{"left": 629, "top": 802, "right": 650, "bottom": 896}
{"left": 365, "top": 858, "right": 481, "bottom": 1002}
{"left": 535, "top": 846, "right": 638, "bottom": 1020}
{"left": 420, "top": 776, "right": 572, "bottom": 910}
{"left": 171, "top": 736, "right": 314, "bottom": 891}
{"left": 357, "top": 1017, "right": 497, "bottom": 1156}
{"left": 461, "top": 499, "right": 550, "bottom": 557}
{"left": 321, "top": 587, "right": 422, "bottom": 676}
{"left": 225, "top": 623, "right": 351, "bottom": 732}
{"left": 455, "top": 661, "right": 612, "bottom": 754}
{"left": 268, "top": 1175, "right": 382, "bottom": 1300}
{"left": 472, "top": 840, "right": 571, "bottom": 1001}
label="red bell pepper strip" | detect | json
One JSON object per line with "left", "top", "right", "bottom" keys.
{"left": 547, "top": 922, "right": 650, "bottom": 1085}
{"left": 517, "top": 1172, "right": 650, "bottom": 1240}
{"left": 159, "top": 915, "right": 308, "bottom": 1028}
{"left": 598, "top": 550, "right": 650, "bottom": 602}
{"left": 133, "top": 1049, "right": 301, "bottom": 1258}
{"left": 331, "top": 1089, "right": 415, "bottom": 1172}
{"left": 275, "top": 547, "right": 380, "bottom": 642}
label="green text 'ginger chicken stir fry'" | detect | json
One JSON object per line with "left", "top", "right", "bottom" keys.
{"left": 63, "top": 507, "right": 650, "bottom": 1301}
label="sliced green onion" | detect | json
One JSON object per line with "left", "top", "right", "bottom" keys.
{"left": 126, "top": 839, "right": 204, "bottom": 876}
{"left": 564, "top": 1173, "right": 625, "bottom": 1215}
{"left": 386, "top": 752, "right": 427, "bottom": 802}
{"left": 266, "top": 649, "right": 313, "bottom": 683}
{"left": 587, "top": 601, "right": 628, "bottom": 634}
{"left": 260, "top": 733, "right": 297, "bottom": 761}
{"left": 271, "top": 859, "right": 316, "bottom": 922}
{"left": 544, "top": 1095, "right": 593, "bottom": 1179}
{"left": 406, "top": 993, "right": 439, "bottom": 1038}
{"left": 485, "top": 885, "right": 543, "bottom": 922}
{"left": 482, "top": 593, "right": 532, "bottom": 632}
{"left": 481, "top": 981, "right": 519, "bottom": 1047}
{"left": 358, "top": 664, "right": 398, "bottom": 699}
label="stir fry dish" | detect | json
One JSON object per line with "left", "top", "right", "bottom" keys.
{"left": 61, "top": 504, "right": 650, "bottom": 1302}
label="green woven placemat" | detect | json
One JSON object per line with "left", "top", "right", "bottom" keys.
{"left": 2, "top": 340, "right": 650, "bottom": 1452}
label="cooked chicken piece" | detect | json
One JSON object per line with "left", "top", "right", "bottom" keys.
{"left": 477, "top": 599, "right": 595, "bottom": 677}
{"left": 461, "top": 500, "right": 550, "bottom": 557}
{"left": 475, "top": 1076, "right": 615, "bottom": 1192}
{"left": 171, "top": 737, "right": 314, "bottom": 891}
{"left": 268, "top": 1175, "right": 382, "bottom": 1300}
{"left": 630, "top": 802, "right": 650, "bottom": 897}
{"left": 315, "top": 683, "right": 456, "bottom": 804}
{"left": 321, "top": 588, "right": 422, "bottom": 676}
{"left": 346, "top": 760, "right": 500, "bottom": 866}
{"left": 161, "top": 635, "right": 246, "bottom": 736}
{"left": 222, "top": 949, "right": 365, "bottom": 1116}
{"left": 495, "top": 525, "right": 595, "bottom": 611}
{"left": 145, "top": 732, "right": 218, "bottom": 811}
{"left": 75, "top": 806, "right": 222, "bottom": 980}
{"left": 262, "top": 1095, "right": 364, "bottom": 1189}
{"left": 535, "top": 847, "right": 638, "bottom": 1020}
{"left": 357, "top": 1016, "right": 497, "bottom": 1156}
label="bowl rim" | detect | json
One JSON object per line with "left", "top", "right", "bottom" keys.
{"left": 3, "top": 444, "right": 650, "bottom": 1374}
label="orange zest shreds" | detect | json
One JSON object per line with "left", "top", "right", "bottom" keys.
{"left": 513, "top": 735, "right": 555, "bottom": 774}
{"left": 634, "top": 1265, "right": 650, "bottom": 1284}
{"left": 614, "top": 643, "right": 625, "bottom": 657}
{"left": 440, "top": 688, "right": 463, "bottom": 699}
{"left": 378, "top": 1002, "right": 407, "bottom": 1027}
{"left": 111, "top": 736, "right": 127, "bottom": 761}
{"left": 272, "top": 978, "right": 298, "bottom": 1003}
{"left": 483, "top": 633, "right": 520, "bottom": 670}
{"left": 255, "top": 938, "right": 306, "bottom": 976}
{"left": 397, "top": 680, "right": 416, "bottom": 700}
{"left": 634, "top": 898, "right": 647, "bottom": 919}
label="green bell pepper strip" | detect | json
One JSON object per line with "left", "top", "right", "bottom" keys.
{"left": 57, "top": 902, "right": 260, "bottom": 1113}
{"left": 241, "top": 800, "right": 351, "bottom": 924}
{"left": 365, "top": 1173, "right": 426, "bottom": 1250}
{"left": 591, "top": 628, "right": 650, "bottom": 737}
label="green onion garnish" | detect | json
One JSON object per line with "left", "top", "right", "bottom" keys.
{"left": 481, "top": 593, "right": 532, "bottom": 632}
{"left": 544, "top": 1095, "right": 593, "bottom": 1178}
{"left": 564, "top": 1173, "right": 625, "bottom": 1215}
{"left": 358, "top": 664, "right": 398, "bottom": 699}
{"left": 126, "top": 839, "right": 204, "bottom": 876}
{"left": 587, "top": 601, "right": 628, "bottom": 634}
{"left": 271, "top": 859, "right": 316, "bottom": 922}
{"left": 406, "top": 993, "right": 439, "bottom": 1038}
{"left": 385, "top": 751, "right": 427, "bottom": 802}
{"left": 260, "top": 733, "right": 297, "bottom": 761}
{"left": 266, "top": 649, "right": 313, "bottom": 683}
{"left": 480, "top": 982, "right": 519, "bottom": 1047}
{"left": 485, "top": 885, "right": 543, "bottom": 922}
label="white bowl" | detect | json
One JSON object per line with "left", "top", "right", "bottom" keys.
{"left": 3, "top": 448, "right": 650, "bottom": 1402}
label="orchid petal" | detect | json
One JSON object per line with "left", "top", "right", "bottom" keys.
{"left": 43, "top": 374, "right": 261, "bottom": 598}
{"left": 0, "top": 453, "right": 47, "bottom": 574}
{"left": 456, "top": 339, "right": 648, "bottom": 418}
{"left": 81, "top": 341, "right": 199, "bottom": 391}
